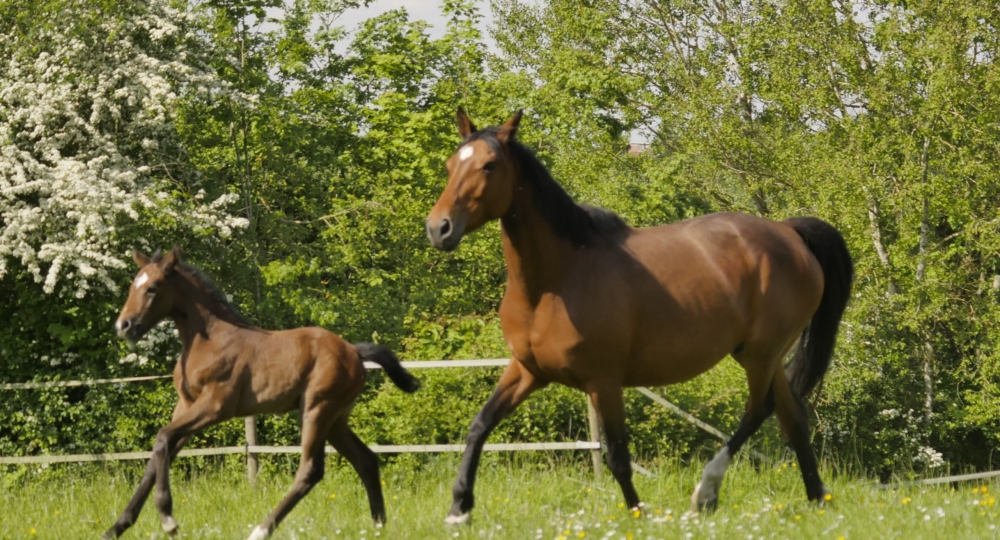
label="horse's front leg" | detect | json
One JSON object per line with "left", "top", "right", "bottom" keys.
{"left": 102, "top": 399, "right": 191, "bottom": 539}
{"left": 446, "top": 360, "right": 543, "bottom": 524}
{"left": 590, "top": 385, "right": 642, "bottom": 511}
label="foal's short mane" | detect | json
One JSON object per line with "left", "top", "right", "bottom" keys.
{"left": 151, "top": 251, "right": 254, "bottom": 328}
{"left": 464, "top": 128, "right": 628, "bottom": 246}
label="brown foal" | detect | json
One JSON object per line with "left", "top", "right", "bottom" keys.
{"left": 103, "top": 247, "right": 419, "bottom": 540}
{"left": 427, "top": 109, "right": 853, "bottom": 523}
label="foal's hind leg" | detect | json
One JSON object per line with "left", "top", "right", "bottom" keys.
{"left": 328, "top": 418, "right": 385, "bottom": 523}
{"left": 590, "top": 386, "right": 641, "bottom": 511}
{"left": 248, "top": 403, "right": 335, "bottom": 540}
{"left": 773, "top": 370, "right": 827, "bottom": 501}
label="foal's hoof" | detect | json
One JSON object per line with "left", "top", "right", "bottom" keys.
{"left": 444, "top": 511, "right": 471, "bottom": 525}
{"left": 160, "top": 515, "right": 179, "bottom": 536}
{"left": 690, "top": 482, "right": 719, "bottom": 513}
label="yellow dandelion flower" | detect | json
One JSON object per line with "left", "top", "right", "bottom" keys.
{"left": 776, "top": 504, "right": 783, "bottom": 509}
{"left": 609, "top": 516, "right": 615, "bottom": 521}
{"left": 632, "top": 509, "right": 641, "bottom": 518}
{"left": 794, "top": 515, "right": 801, "bottom": 520}
{"left": 29, "top": 528, "right": 36, "bottom": 535}
{"left": 618, "top": 502, "right": 625, "bottom": 508}
{"left": 666, "top": 514, "right": 673, "bottom": 521}
{"left": 824, "top": 493, "right": 833, "bottom": 502}
{"left": 654, "top": 509, "right": 661, "bottom": 515}
{"left": 733, "top": 504, "right": 738, "bottom": 509}
{"left": 329, "top": 493, "right": 336, "bottom": 499}
{"left": 586, "top": 488, "right": 592, "bottom": 493}
{"left": 627, "top": 534, "right": 633, "bottom": 540}
{"left": 974, "top": 487, "right": 981, "bottom": 494}
{"left": 563, "top": 530, "right": 570, "bottom": 536}
{"left": 837, "top": 536, "right": 845, "bottom": 540}
{"left": 901, "top": 497, "right": 911, "bottom": 505}
{"left": 818, "top": 510, "right": 825, "bottom": 515}
{"left": 558, "top": 536, "right": 567, "bottom": 540}
{"left": 983, "top": 486, "right": 989, "bottom": 493}
{"left": 792, "top": 463, "right": 797, "bottom": 467}
{"left": 577, "top": 533, "right": 586, "bottom": 539}
{"left": 392, "top": 496, "right": 397, "bottom": 500}
{"left": 504, "top": 498, "right": 509, "bottom": 503}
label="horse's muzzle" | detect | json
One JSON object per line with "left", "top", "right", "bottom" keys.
{"left": 426, "top": 216, "right": 463, "bottom": 251}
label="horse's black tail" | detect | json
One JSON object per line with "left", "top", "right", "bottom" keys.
{"left": 355, "top": 343, "right": 421, "bottom": 393}
{"left": 785, "top": 217, "right": 854, "bottom": 399}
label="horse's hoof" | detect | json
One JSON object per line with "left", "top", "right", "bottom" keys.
{"left": 690, "top": 482, "right": 719, "bottom": 513}
{"left": 161, "top": 515, "right": 178, "bottom": 535}
{"left": 444, "top": 512, "right": 471, "bottom": 525}
{"left": 247, "top": 525, "right": 270, "bottom": 540}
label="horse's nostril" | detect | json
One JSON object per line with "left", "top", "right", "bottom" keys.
{"left": 440, "top": 219, "right": 452, "bottom": 238}
{"left": 119, "top": 319, "right": 131, "bottom": 332}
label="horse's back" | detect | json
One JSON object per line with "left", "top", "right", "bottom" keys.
{"left": 608, "top": 212, "right": 823, "bottom": 385}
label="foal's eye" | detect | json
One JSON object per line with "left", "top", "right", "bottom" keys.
{"left": 483, "top": 161, "right": 496, "bottom": 172}
{"left": 146, "top": 286, "right": 158, "bottom": 295}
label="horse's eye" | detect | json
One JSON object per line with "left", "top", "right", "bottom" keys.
{"left": 146, "top": 286, "right": 158, "bottom": 295}
{"left": 483, "top": 161, "right": 496, "bottom": 172}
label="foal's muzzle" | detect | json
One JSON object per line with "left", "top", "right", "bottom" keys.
{"left": 426, "top": 216, "right": 463, "bottom": 251}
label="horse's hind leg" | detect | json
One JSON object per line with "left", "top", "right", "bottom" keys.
{"left": 446, "top": 360, "right": 542, "bottom": 524}
{"left": 248, "top": 404, "right": 334, "bottom": 540}
{"left": 691, "top": 346, "right": 785, "bottom": 512}
{"left": 772, "top": 370, "right": 827, "bottom": 501}
{"left": 328, "top": 418, "right": 385, "bottom": 523}
{"left": 590, "top": 385, "right": 641, "bottom": 511}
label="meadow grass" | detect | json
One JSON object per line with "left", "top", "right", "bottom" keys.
{"left": 2, "top": 454, "right": 998, "bottom": 539}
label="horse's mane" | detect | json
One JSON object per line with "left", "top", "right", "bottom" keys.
{"left": 464, "top": 128, "right": 628, "bottom": 246}
{"left": 152, "top": 251, "right": 254, "bottom": 328}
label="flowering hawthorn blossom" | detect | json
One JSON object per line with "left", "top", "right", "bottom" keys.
{"left": 0, "top": 0, "right": 248, "bottom": 298}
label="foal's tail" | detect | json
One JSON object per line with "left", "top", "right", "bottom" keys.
{"left": 785, "top": 217, "right": 854, "bottom": 399}
{"left": 355, "top": 343, "right": 421, "bottom": 393}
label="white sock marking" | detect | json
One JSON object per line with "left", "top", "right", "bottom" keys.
{"left": 444, "top": 512, "right": 470, "bottom": 525}
{"left": 246, "top": 525, "right": 269, "bottom": 540}
{"left": 458, "top": 145, "right": 474, "bottom": 161}
{"left": 692, "top": 447, "right": 731, "bottom": 510}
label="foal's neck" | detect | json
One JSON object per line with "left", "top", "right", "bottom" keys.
{"left": 168, "top": 273, "right": 238, "bottom": 348}
{"left": 500, "top": 181, "right": 575, "bottom": 304}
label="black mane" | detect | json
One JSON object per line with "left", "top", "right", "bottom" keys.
{"left": 464, "top": 128, "right": 628, "bottom": 246}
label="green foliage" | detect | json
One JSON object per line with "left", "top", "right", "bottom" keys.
{"left": 3, "top": 0, "right": 1000, "bottom": 480}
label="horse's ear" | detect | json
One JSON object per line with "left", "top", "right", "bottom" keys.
{"left": 132, "top": 249, "right": 151, "bottom": 268}
{"left": 496, "top": 109, "right": 523, "bottom": 144}
{"left": 160, "top": 244, "right": 182, "bottom": 274}
{"left": 456, "top": 107, "right": 476, "bottom": 138}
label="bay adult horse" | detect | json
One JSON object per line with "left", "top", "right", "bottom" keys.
{"left": 103, "top": 247, "right": 420, "bottom": 540}
{"left": 426, "top": 109, "right": 853, "bottom": 523}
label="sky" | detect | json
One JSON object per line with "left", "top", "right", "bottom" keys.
{"left": 335, "top": 0, "right": 496, "bottom": 50}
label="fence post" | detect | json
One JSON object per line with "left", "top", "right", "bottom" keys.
{"left": 245, "top": 415, "right": 258, "bottom": 483}
{"left": 586, "top": 399, "right": 602, "bottom": 479}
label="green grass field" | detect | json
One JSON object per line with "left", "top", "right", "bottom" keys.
{"left": 2, "top": 455, "right": 998, "bottom": 539}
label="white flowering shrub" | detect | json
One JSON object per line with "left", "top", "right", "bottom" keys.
{"left": 0, "top": 0, "right": 248, "bottom": 298}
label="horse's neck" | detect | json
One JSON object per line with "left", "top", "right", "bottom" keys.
{"left": 500, "top": 186, "right": 574, "bottom": 304}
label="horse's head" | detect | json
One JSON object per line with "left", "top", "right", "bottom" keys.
{"left": 426, "top": 108, "right": 522, "bottom": 251}
{"left": 115, "top": 246, "right": 182, "bottom": 341}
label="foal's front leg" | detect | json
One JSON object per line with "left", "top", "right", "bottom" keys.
{"left": 102, "top": 399, "right": 191, "bottom": 539}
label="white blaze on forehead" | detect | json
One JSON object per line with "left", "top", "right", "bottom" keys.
{"left": 458, "top": 145, "right": 475, "bottom": 161}
{"left": 133, "top": 272, "right": 149, "bottom": 289}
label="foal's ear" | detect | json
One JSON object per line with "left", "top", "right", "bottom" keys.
{"left": 132, "top": 249, "right": 151, "bottom": 268}
{"left": 456, "top": 107, "right": 476, "bottom": 138}
{"left": 496, "top": 109, "right": 523, "bottom": 144}
{"left": 160, "top": 244, "right": 182, "bottom": 274}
